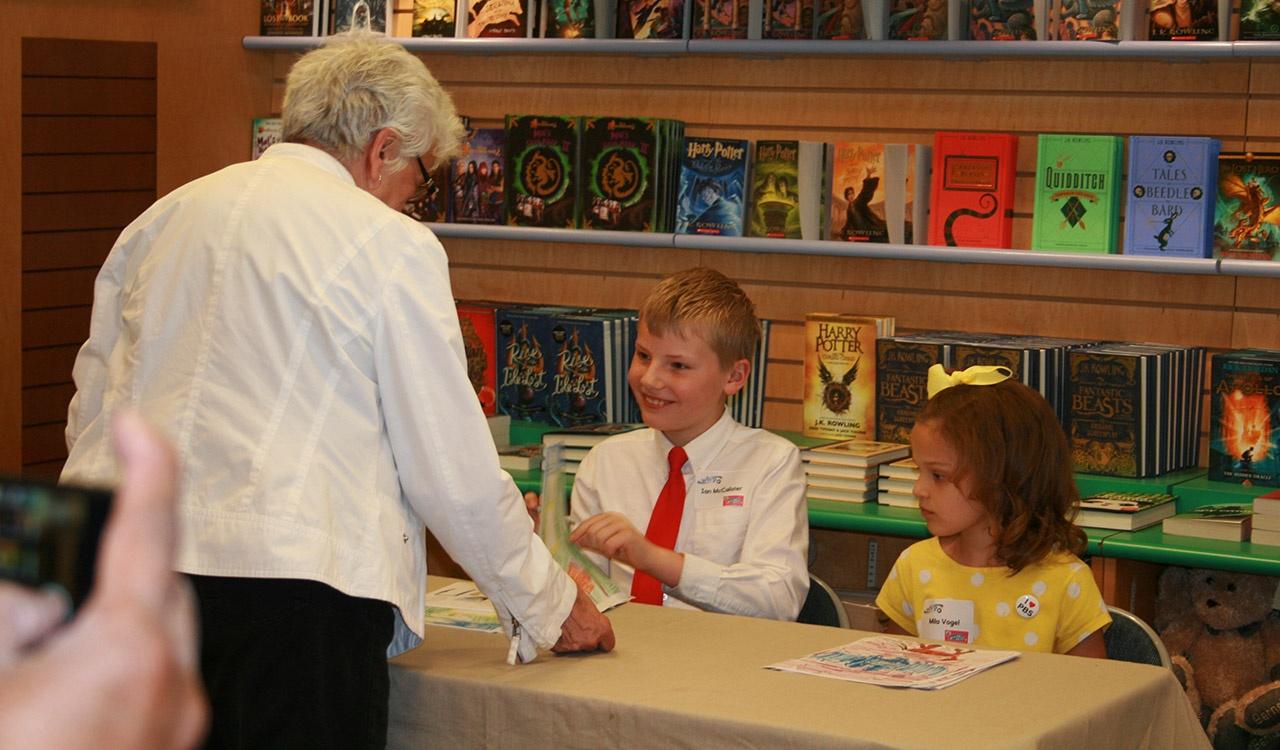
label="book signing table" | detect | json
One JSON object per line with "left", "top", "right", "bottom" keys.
{"left": 387, "top": 578, "right": 1208, "bottom": 749}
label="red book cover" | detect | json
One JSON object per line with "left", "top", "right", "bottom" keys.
{"left": 927, "top": 132, "right": 1018, "bottom": 249}
{"left": 456, "top": 301, "right": 498, "bottom": 416}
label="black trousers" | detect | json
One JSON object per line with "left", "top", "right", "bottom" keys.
{"left": 190, "top": 575, "right": 394, "bottom": 750}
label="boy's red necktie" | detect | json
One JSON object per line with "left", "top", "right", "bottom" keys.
{"left": 631, "top": 446, "right": 688, "bottom": 605}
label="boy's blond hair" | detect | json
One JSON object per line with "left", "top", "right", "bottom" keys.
{"left": 639, "top": 267, "right": 760, "bottom": 367}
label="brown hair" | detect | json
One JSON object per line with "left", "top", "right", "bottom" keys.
{"left": 639, "top": 267, "right": 760, "bottom": 367}
{"left": 918, "top": 378, "right": 1085, "bottom": 572}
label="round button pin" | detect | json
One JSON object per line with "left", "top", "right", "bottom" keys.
{"left": 1015, "top": 594, "right": 1040, "bottom": 619}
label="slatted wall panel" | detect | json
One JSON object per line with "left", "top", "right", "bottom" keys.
{"left": 20, "top": 38, "right": 157, "bottom": 478}
{"left": 267, "top": 49, "right": 1280, "bottom": 462}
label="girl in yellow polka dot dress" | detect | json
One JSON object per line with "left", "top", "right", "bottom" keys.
{"left": 875, "top": 364, "right": 1112, "bottom": 657}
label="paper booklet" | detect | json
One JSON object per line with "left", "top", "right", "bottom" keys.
{"left": 766, "top": 636, "right": 1019, "bottom": 690}
{"left": 423, "top": 580, "right": 504, "bottom": 633}
{"left": 539, "top": 444, "right": 631, "bottom": 612}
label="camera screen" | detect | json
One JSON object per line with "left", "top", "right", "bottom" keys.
{"left": 0, "top": 478, "right": 112, "bottom": 609}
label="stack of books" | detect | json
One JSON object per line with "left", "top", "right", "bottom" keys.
{"left": 1252, "top": 490, "right": 1280, "bottom": 547}
{"left": 1074, "top": 491, "right": 1177, "bottom": 531}
{"left": 497, "top": 444, "right": 542, "bottom": 471}
{"left": 1162, "top": 504, "right": 1253, "bottom": 542}
{"left": 540, "top": 423, "right": 643, "bottom": 474}
{"left": 877, "top": 458, "right": 919, "bottom": 508}
{"left": 802, "top": 439, "right": 910, "bottom": 504}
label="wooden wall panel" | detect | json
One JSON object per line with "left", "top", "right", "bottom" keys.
{"left": 20, "top": 38, "right": 156, "bottom": 476}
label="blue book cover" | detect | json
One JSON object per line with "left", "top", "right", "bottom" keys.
{"left": 675, "top": 137, "right": 750, "bottom": 236}
{"left": 450, "top": 128, "right": 505, "bottom": 225}
{"left": 496, "top": 307, "right": 554, "bottom": 423}
{"left": 1123, "top": 135, "right": 1219, "bottom": 258}
{"left": 545, "top": 314, "right": 613, "bottom": 427}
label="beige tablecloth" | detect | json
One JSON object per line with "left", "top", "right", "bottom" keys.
{"left": 389, "top": 579, "right": 1209, "bottom": 750}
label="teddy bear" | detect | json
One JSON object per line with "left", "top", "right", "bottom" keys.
{"left": 1156, "top": 567, "right": 1280, "bottom": 750}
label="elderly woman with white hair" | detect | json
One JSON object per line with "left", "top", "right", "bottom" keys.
{"left": 61, "top": 32, "right": 614, "bottom": 750}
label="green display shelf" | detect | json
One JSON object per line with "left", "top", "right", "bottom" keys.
{"left": 505, "top": 467, "right": 541, "bottom": 495}
{"left": 508, "top": 419, "right": 561, "bottom": 446}
{"left": 1098, "top": 525, "right": 1280, "bottom": 576}
{"left": 1169, "top": 475, "right": 1276, "bottom": 510}
{"left": 1074, "top": 468, "right": 1205, "bottom": 498}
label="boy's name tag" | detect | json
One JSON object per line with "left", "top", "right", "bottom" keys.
{"left": 919, "top": 598, "right": 976, "bottom": 645}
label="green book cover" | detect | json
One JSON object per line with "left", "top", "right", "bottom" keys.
{"left": 1031, "top": 134, "right": 1124, "bottom": 254}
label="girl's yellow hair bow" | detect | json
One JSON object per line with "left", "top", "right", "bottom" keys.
{"left": 926, "top": 363, "right": 1014, "bottom": 399}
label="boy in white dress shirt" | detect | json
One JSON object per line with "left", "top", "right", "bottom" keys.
{"left": 568, "top": 267, "right": 809, "bottom": 620}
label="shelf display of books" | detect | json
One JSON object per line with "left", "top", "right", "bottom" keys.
{"left": 1162, "top": 503, "right": 1253, "bottom": 541}
{"left": 1075, "top": 491, "right": 1177, "bottom": 530}
{"left": 877, "top": 457, "right": 919, "bottom": 508}
{"left": 802, "top": 439, "right": 910, "bottom": 503}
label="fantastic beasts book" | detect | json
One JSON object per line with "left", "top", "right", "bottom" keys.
{"left": 1214, "top": 152, "right": 1280, "bottom": 260}
{"left": 875, "top": 335, "right": 948, "bottom": 443}
{"left": 1030, "top": 133, "right": 1123, "bottom": 254}
{"left": 1123, "top": 135, "right": 1219, "bottom": 258}
{"left": 803, "top": 313, "right": 895, "bottom": 441}
{"left": 928, "top": 131, "right": 1017, "bottom": 249}
{"left": 505, "top": 114, "right": 581, "bottom": 229}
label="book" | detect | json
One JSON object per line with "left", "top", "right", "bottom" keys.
{"left": 887, "top": 0, "right": 950, "bottom": 38}
{"left": 806, "top": 473, "right": 878, "bottom": 491}
{"left": 675, "top": 136, "right": 750, "bottom": 236}
{"left": 581, "top": 117, "right": 663, "bottom": 232}
{"left": 764, "top": 0, "right": 816, "bottom": 37}
{"left": 748, "top": 140, "right": 830, "bottom": 240}
{"left": 876, "top": 476, "right": 915, "bottom": 493}
{"left": 487, "top": 413, "right": 511, "bottom": 448}
{"left": 251, "top": 117, "right": 283, "bottom": 160}
{"left": 1253, "top": 527, "right": 1280, "bottom": 547}
{"left": 1241, "top": 0, "right": 1280, "bottom": 39}
{"left": 805, "top": 439, "right": 911, "bottom": 467}
{"left": 967, "top": 0, "right": 1044, "bottom": 38}
{"left": 1123, "top": 136, "right": 1220, "bottom": 258}
{"left": 466, "top": 0, "right": 535, "bottom": 36}
{"left": 403, "top": 161, "right": 450, "bottom": 223}
{"left": 261, "top": 0, "right": 322, "bottom": 35}
{"left": 616, "top": 0, "right": 688, "bottom": 37}
{"left": 413, "top": 0, "right": 457, "bottom": 35}
{"left": 1065, "top": 348, "right": 1148, "bottom": 478}
{"left": 1214, "top": 153, "right": 1280, "bottom": 261}
{"left": 450, "top": 127, "right": 505, "bottom": 225}
{"left": 505, "top": 115, "right": 581, "bottom": 229}
{"left": 877, "top": 490, "right": 920, "bottom": 508}
{"left": 691, "top": 0, "right": 752, "bottom": 36}
{"left": 928, "top": 132, "right": 1017, "bottom": 249}
{"left": 496, "top": 307, "right": 553, "bottom": 422}
{"left": 423, "top": 580, "right": 503, "bottom": 633}
{"left": 815, "top": 0, "right": 869, "bottom": 37}
{"left": 1252, "top": 510, "right": 1280, "bottom": 531}
{"left": 807, "top": 486, "right": 878, "bottom": 503}
{"left": 1147, "top": 0, "right": 1218, "bottom": 40}
{"left": 540, "top": 0, "right": 614, "bottom": 35}
{"left": 1046, "top": 0, "right": 1124, "bottom": 38}
{"left": 875, "top": 335, "right": 947, "bottom": 444}
{"left": 498, "top": 444, "right": 542, "bottom": 470}
{"left": 330, "top": 0, "right": 391, "bottom": 32}
{"left": 802, "top": 462, "right": 882, "bottom": 480}
{"left": 827, "top": 142, "right": 931, "bottom": 245}
{"left": 802, "top": 313, "right": 895, "bottom": 441}
{"left": 1208, "top": 350, "right": 1280, "bottom": 487}
{"left": 1253, "top": 489, "right": 1280, "bottom": 516}
{"left": 879, "top": 456, "right": 918, "bottom": 480}
{"left": 457, "top": 302, "right": 499, "bottom": 416}
{"left": 544, "top": 313, "right": 614, "bottom": 426}
{"left": 1030, "top": 133, "right": 1124, "bottom": 254}
{"left": 540, "top": 422, "right": 644, "bottom": 448}
{"left": 766, "top": 636, "right": 1020, "bottom": 690}
{"left": 1161, "top": 504, "right": 1253, "bottom": 542}
{"left": 1075, "top": 491, "right": 1177, "bottom": 531}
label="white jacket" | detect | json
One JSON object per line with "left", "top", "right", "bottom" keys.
{"left": 63, "top": 143, "right": 574, "bottom": 657}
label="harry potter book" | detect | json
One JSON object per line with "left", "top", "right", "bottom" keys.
{"left": 1208, "top": 349, "right": 1280, "bottom": 487}
{"left": 928, "top": 131, "right": 1017, "bottom": 249}
{"left": 803, "top": 313, "right": 895, "bottom": 441}
{"left": 764, "top": 0, "right": 815, "bottom": 37}
{"left": 466, "top": 0, "right": 536, "bottom": 36}
{"left": 966, "top": 0, "right": 1045, "bottom": 38}
{"left": 676, "top": 136, "right": 750, "bottom": 236}
{"left": 1147, "top": 0, "right": 1219, "bottom": 39}
{"left": 1123, "top": 135, "right": 1219, "bottom": 258}
{"left": 412, "top": 0, "right": 457, "bottom": 34}
{"left": 450, "top": 127, "right": 504, "bottom": 225}
{"left": 1046, "top": 0, "right": 1126, "bottom": 38}
{"left": 691, "top": 0, "right": 752, "bottom": 36}
{"left": 505, "top": 114, "right": 581, "bottom": 229}
{"left": 828, "top": 142, "right": 930, "bottom": 245}
{"left": 887, "top": 0, "right": 951, "bottom": 38}
{"left": 616, "top": 0, "right": 688, "bottom": 37}
{"left": 816, "top": 0, "right": 869, "bottom": 37}
{"left": 1214, "top": 152, "right": 1280, "bottom": 261}
{"left": 748, "top": 140, "right": 830, "bottom": 240}
{"left": 261, "top": 0, "right": 322, "bottom": 35}
{"left": 1241, "top": 0, "right": 1280, "bottom": 38}
{"left": 1030, "top": 133, "right": 1124, "bottom": 254}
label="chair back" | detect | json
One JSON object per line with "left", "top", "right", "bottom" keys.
{"left": 1104, "top": 605, "right": 1172, "bottom": 669}
{"left": 796, "top": 574, "right": 850, "bottom": 628}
